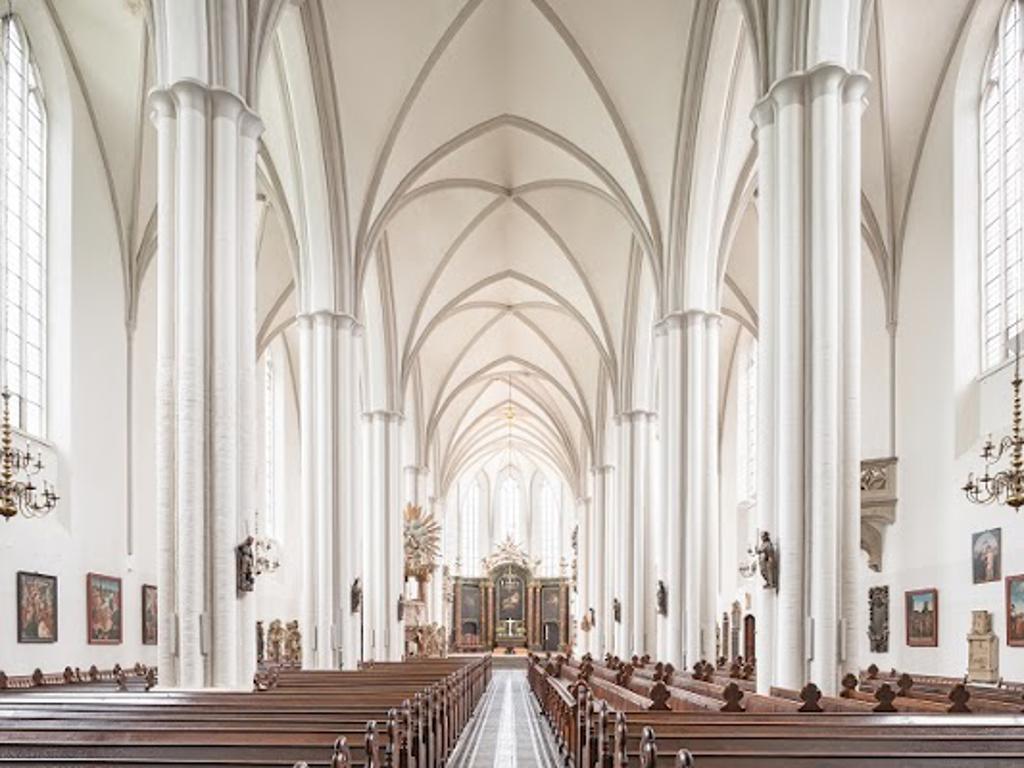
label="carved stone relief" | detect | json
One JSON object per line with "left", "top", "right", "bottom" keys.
{"left": 861, "top": 457, "right": 898, "bottom": 572}
{"left": 868, "top": 585, "right": 889, "bottom": 653}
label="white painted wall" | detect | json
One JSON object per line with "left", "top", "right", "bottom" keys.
{"left": 0, "top": 6, "right": 156, "bottom": 674}
{"left": 862, "top": 2, "right": 1024, "bottom": 680}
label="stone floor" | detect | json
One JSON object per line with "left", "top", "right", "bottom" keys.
{"left": 449, "top": 668, "right": 561, "bottom": 768}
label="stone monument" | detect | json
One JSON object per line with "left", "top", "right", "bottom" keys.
{"left": 967, "top": 610, "right": 999, "bottom": 683}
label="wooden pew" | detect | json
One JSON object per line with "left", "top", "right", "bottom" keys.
{"left": 534, "top": 652, "right": 1024, "bottom": 766}
{"left": 0, "top": 655, "right": 490, "bottom": 767}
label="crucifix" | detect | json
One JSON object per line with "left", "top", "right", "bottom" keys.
{"left": 504, "top": 617, "right": 516, "bottom": 636}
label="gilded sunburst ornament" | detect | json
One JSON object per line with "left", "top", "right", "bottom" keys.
{"left": 403, "top": 503, "right": 441, "bottom": 581}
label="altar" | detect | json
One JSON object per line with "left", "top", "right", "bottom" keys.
{"left": 450, "top": 538, "right": 571, "bottom": 653}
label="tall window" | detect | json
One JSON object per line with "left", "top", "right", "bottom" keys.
{"left": 538, "top": 479, "right": 561, "bottom": 576}
{"left": 499, "top": 474, "right": 521, "bottom": 543}
{"left": 737, "top": 337, "right": 757, "bottom": 503}
{"left": 459, "top": 481, "right": 480, "bottom": 575}
{"left": 262, "top": 354, "right": 276, "bottom": 538}
{"left": 1, "top": 16, "right": 46, "bottom": 436}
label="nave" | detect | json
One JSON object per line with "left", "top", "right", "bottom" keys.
{"left": 449, "top": 664, "right": 560, "bottom": 768}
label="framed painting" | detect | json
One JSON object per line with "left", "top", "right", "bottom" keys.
{"left": 1006, "top": 574, "right": 1024, "bottom": 647}
{"left": 905, "top": 588, "right": 939, "bottom": 647}
{"left": 17, "top": 571, "right": 57, "bottom": 643}
{"left": 141, "top": 584, "right": 157, "bottom": 645}
{"left": 86, "top": 572, "right": 122, "bottom": 645}
{"left": 972, "top": 528, "right": 1002, "bottom": 584}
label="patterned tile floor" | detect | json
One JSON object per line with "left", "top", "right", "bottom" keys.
{"left": 450, "top": 669, "right": 561, "bottom": 768}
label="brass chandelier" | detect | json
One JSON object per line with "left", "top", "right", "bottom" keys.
{"left": 0, "top": 389, "right": 59, "bottom": 522}
{"left": 963, "top": 341, "right": 1024, "bottom": 508}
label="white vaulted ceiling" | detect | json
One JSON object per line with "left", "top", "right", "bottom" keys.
{"left": 319, "top": 0, "right": 704, "bottom": 495}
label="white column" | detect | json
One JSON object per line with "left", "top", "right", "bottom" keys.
{"left": 701, "top": 316, "right": 720, "bottom": 664}
{"left": 591, "top": 466, "right": 612, "bottom": 657}
{"left": 656, "top": 311, "right": 718, "bottom": 669}
{"left": 365, "top": 411, "right": 403, "bottom": 661}
{"left": 298, "top": 312, "right": 362, "bottom": 670}
{"left": 617, "top": 411, "right": 652, "bottom": 656}
{"left": 428, "top": 496, "right": 446, "bottom": 626}
{"left": 576, "top": 495, "right": 592, "bottom": 655}
{"left": 150, "top": 82, "right": 262, "bottom": 689}
{"left": 752, "top": 66, "right": 868, "bottom": 694}
{"left": 656, "top": 322, "right": 683, "bottom": 668}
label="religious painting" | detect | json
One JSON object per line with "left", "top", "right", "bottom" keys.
{"left": 17, "top": 571, "right": 57, "bottom": 643}
{"left": 458, "top": 582, "right": 482, "bottom": 644}
{"left": 1006, "top": 574, "right": 1024, "bottom": 646}
{"left": 972, "top": 528, "right": 1002, "bottom": 584}
{"left": 541, "top": 585, "right": 561, "bottom": 623}
{"left": 87, "top": 573, "right": 122, "bottom": 644}
{"left": 141, "top": 584, "right": 158, "bottom": 645}
{"left": 905, "top": 588, "right": 939, "bottom": 647}
{"left": 497, "top": 571, "right": 525, "bottom": 622}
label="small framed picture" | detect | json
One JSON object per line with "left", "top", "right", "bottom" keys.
{"left": 17, "top": 571, "right": 57, "bottom": 643}
{"left": 1006, "top": 574, "right": 1024, "bottom": 647}
{"left": 141, "top": 584, "right": 157, "bottom": 645}
{"left": 972, "top": 528, "right": 1002, "bottom": 584}
{"left": 86, "top": 572, "right": 122, "bottom": 645}
{"left": 905, "top": 588, "right": 939, "bottom": 647}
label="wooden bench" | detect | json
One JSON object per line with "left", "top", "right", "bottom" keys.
{"left": 531, "top": 652, "right": 1024, "bottom": 767}
{"left": 0, "top": 655, "right": 490, "bottom": 767}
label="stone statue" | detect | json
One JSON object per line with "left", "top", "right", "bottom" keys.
{"left": 236, "top": 536, "right": 256, "bottom": 594}
{"left": 284, "top": 620, "right": 302, "bottom": 666}
{"left": 350, "top": 577, "right": 362, "bottom": 614}
{"left": 612, "top": 598, "right": 622, "bottom": 623}
{"left": 266, "top": 619, "right": 285, "bottom": 663}
{"left": 256, "top": 620, "right": 265, "bottom": 664}
{"left": 755, "top": 531, "right": 778, "bottom": 590}
{"left": 656, "top": 580, "right": 667, "bottom": 616}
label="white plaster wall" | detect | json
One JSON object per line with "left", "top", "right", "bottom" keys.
{"left": 863, "top": 8, "right": 1024, "bottom": 679}
{"left": 0, "top": 19, "right": 156, "bottom": 673}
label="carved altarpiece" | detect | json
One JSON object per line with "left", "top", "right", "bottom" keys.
{"left": 450, "top": 537, "right": 570, "bottom": 653}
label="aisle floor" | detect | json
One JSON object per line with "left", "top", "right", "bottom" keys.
{"left": 450, "top": 669, "right": 561, "bottom": 768}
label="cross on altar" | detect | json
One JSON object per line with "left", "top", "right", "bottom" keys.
{"left": 504, "top": 617, "right": 516, "bottom": 636}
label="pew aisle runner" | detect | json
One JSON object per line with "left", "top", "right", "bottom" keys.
{"left": 450, "top": 669, "right": 560, "bottom": 768}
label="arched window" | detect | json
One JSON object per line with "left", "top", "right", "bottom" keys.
{"left": 982, "top": 0, "right": 1024, "bottom": 369}
{"left": 538, "top": 479, "right": 561, "bottom": 576}
{"left": 499, "top": 474, "right": 521, "bottom": 543}
{"left": 737, "top": 337, "right": 757, "bottom": 503}
{"left": 460, "top": 481, "right": 480, "bottom": 575}
{"left": 1, "top": 16, "right": 47, "bottom": 436}
{"left": 262, "top": 353, "right": 276, "bottom": 538}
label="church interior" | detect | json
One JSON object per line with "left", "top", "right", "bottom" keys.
{"left": 3, "top": 0, "right": 1024, "bottom": 764}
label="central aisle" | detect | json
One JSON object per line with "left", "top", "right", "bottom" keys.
{"left": 450, "top": 668, "right": 561, "bottom": 768}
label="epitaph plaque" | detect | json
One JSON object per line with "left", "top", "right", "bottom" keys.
{"left": 967, "top": 610, "right": 999, "bottom": 684}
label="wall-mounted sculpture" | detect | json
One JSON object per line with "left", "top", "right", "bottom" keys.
{"left": 868, "top": 585, "right": 889, "bottom": 653}
{"left": 861, "top": 457, "right": 898, "bottom": 571}
{"left": 755, "top": 532, "right": 778, "bottom": 590}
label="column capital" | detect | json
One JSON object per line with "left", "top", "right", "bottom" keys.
{"left": 297, "top": 309, "right": 364, "bottom": 334}
{"left": 753, "top": 64, "right": 871, "bottom": 123}
{"left": 148, "top": 80, "right": 263, "bottom": 134}
{"left": 575, "top": 496, "right": 592, "bottom": 507}
{"left": 654, "top": 308, "right": 722, "bottom": 335}
{"left": 590, "top": 465, "right": 614, "bottom": 476}
{"left": 403, "top": 464, "right": 429, "bottom": 476}
{"left": 615, "top": 409, "right": 656, "bottom": 425}
{"left": 363, "top": 409, "right": 404, "bottom": 424}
